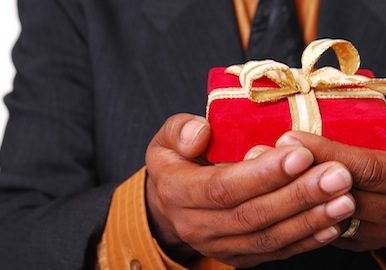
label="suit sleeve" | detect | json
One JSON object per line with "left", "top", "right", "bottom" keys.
{"left": 0, "top": 0, "right": 117, "bottom": 269}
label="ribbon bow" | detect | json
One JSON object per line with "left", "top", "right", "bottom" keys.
{"left": 226, "top": 39, "right": 386, "bottom": 103}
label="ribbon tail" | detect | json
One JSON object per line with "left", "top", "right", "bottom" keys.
{"left": 363, "top": 81, "right": 386, "bottom": 95}
{"left": 249, "top": 87, "right": 300, "bottom": 103}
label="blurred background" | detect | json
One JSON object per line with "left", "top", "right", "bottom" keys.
{"left": 0, "top": 0, "right": 20, "bottom": 143}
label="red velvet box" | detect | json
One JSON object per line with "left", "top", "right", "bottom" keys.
{"left": 206, "top": 39, "right": 386, "bottom": 163}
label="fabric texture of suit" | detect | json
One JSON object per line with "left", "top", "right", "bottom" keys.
{"left": 0, "top": 0, "right": 385, "bottom": 269}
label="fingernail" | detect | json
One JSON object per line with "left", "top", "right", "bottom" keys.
{"left": 326, "top": 195, "right": 355, "bottom": 219}
{"left": 320, "top": 167, "right": 352, "bottom": 194}
{"left": 284, "top": 148, "right": 314, "bottom": 176}
{"left": 180, "top": 119, "right": 206, "bottom": 145}
{"left": 314, "top": 226, "right": 339, "bottom": 243}
{"left": 276, "top": 134, "right": 303, "bottom": 147}
{"left": 244, "top": 146, "right": 269, "bottom": 160}
{"left": 245, "top": 151, "right": 262, "bottom": 160}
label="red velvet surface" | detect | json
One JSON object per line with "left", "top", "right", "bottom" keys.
{"left": 207, "top": 68, "right": 386, "bottom": 163}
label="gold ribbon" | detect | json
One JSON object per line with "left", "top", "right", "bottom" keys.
{"left": 225, "top": 39, "right": 386, "bottom": 103}
{"left": 207, "top": 39, "right": 386, "bottom": 135}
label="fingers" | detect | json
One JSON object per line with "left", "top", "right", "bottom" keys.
{"left": 276, "top": 131, "right": 386, "bottom": 193}
{"left": 195, "top": 161, "right": 352, "bottom": 235}
{"left": 196, "top": 194, "right": 353, "bottom": 261}
{"left": 204, "top": 146, "right": 314, "bottom": 208}
{"left": 164, "top": 169, "right": 354, "bottom": 242}
{"left": 223, "top": 226, "right": 340, "bottom": 268}
{"left": 233, "top": 194, "right": 353, "bottom": 253}
{"left": 149, "top": 144, "right": 314, "bottom": 209}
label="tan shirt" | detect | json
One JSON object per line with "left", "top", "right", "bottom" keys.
{"left": 97, "top": 1, "right": 386, "bottom": 269}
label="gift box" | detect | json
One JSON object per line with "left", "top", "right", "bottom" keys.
{"left": 206, "top": 39, "right": 386, "bottom": 163}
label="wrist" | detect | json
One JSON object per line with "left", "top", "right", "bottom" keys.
{"left": 145, "top": 174, "right": 200, "bottom": 266}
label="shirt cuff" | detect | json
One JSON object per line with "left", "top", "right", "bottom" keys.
{"left": 96, "top": 167, "right": 234, "bottom": 270}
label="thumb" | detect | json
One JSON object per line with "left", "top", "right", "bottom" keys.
{"left": 151, "top": 113, "right": 211, "bottom": 159}
{"left": 276, "top": 131, "right": 386, "bottom": 192}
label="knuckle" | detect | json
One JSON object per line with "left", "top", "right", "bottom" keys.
{"left": 234, "top": 204, "right": 255, "bottom": 230}
{"left": 174, "top": 223, "right": 200, "bottom": 244}
{"left": 290, "top": 181, "right": 315, "bottom": 209}
{"left": 156, "top": 182, "right": 176, "bottom": 205}
{"left": 253, "top": 200, "right": 275, "bottom": 229}
{"left": 199, "top": 250, "right": 218, "bottom": 260}
{"left": 254, "top": 199, "right": 275, "bottom": 230}
{"left": 206, "top": 172, "right": 234, "bottom": 208}
{"left": 299, "top": 212, "right": 318, "bottom": 232}
{"left": 253, "top": 230, "right": 280, "bottom": 253}
{"left": 234, "top": 199, "right": 273, "bottom": 231}
{"left": 355, "top": 155, "right": 385, "bottom": 188}
{"left": 163, "top": 115, "right": 179, "bottom": 136}
{"left": 145, "top": 140, "right": 161, "bottom": 166}
{"left": 160, "top": 113, "right": 191, "bottom": 143}
{"left": 324, "top": 160, "right": 344, "bottom": 170}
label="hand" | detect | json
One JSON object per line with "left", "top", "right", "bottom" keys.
{"left": 145, "top": 114, "right": 355, "bottom": 268}
{"left": 277, "top": 131, "right": 386, "bottom": 252}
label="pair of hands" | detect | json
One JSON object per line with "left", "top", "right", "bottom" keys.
{"left": 145, "top": 113, "right": 386, "bottom": 268}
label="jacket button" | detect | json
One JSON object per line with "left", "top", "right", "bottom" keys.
{"left": 130, "top": 259, "right": 142, "bottom": 270}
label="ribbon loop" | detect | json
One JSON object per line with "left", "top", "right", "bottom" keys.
{"left": 239, "top": 60, "right": 299, "bottom": 102}
{"left": 302, "top": 39, "right": 360, "bottom": 76}
{"left": 225, "top": 38, "right": 386, "bottom": 103}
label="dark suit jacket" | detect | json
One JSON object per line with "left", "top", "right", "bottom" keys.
{"left": 0, "top": 0, "right": 385, "bottom": 269}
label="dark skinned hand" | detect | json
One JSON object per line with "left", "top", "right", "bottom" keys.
{"left": 145, "top": 114, "right": 355, "bottom": 268}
